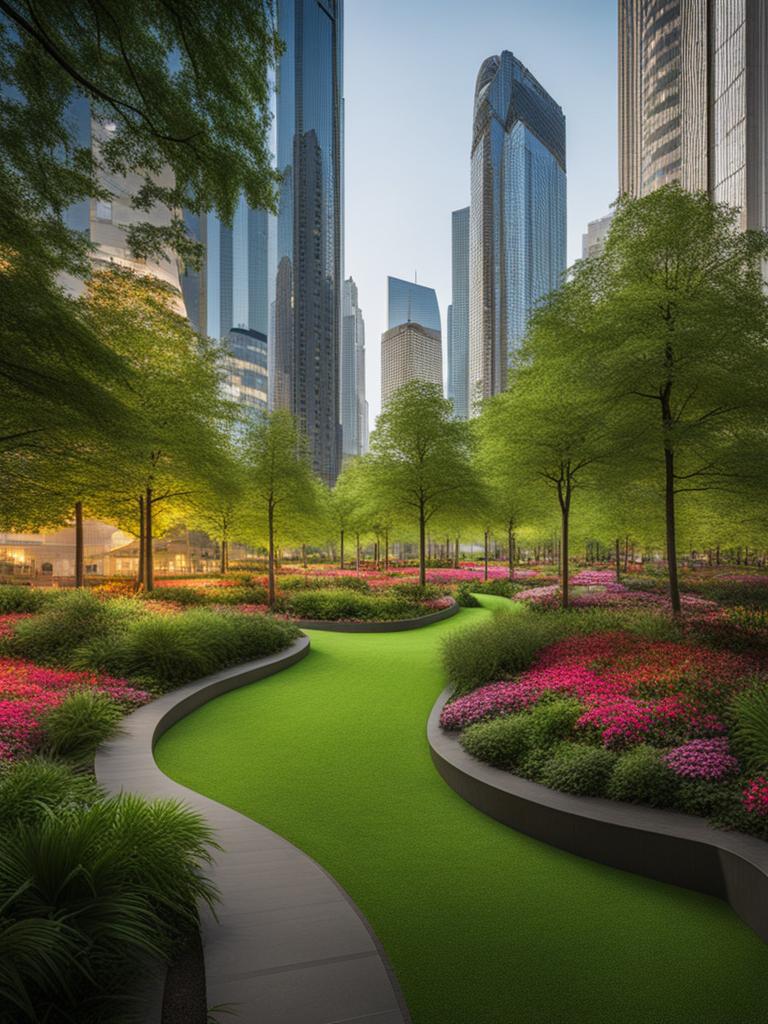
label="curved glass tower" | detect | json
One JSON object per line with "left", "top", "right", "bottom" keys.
{"left": 469, "top": 51, "right": 566, "bottom": 407}
{"left": 274, "top": 0, "right": 344, "bottom": 484}
{"left": 448, "top": 206, "right": 470, "bottom": 420}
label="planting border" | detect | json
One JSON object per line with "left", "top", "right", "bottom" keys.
{"left": 95, "top": 638, "right": 411, "bottom": 1024}
{"left": 428, "top": 686, "right": 768, "bottom": 945}
{"left": 294, "top": 597, "right": 459, "bottom": 631}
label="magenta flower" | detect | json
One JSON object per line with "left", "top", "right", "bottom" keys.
{"left": 665, "top": 738, "right": 739, "bottom": 780}
{"left": 742, "top": 777, "right": 768, "bottom": 816}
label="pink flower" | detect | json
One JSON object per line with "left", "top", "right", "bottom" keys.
{"left": 665, "top": 738, "right": 739, "bottom": 780}
{"left": 742, "top": 777, "right": 768, "bottom": 816}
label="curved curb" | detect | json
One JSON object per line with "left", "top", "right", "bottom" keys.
{"left": 428, "top": 686, "right": 768, "bottom": 944}
{"left": 96, "top": 639, "right": 411, "bottom": 1024}
{"left": 293, "top": 597, "right": 459, "bottom": 632}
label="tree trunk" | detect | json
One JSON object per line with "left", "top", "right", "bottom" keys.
{"left": 624, "top": 535, "right": 629, "bottom": 573}
{"left": 220, "top": 533, "right": 227, "bottom": 575}
{"left": 716, "top": 545, "right": 720, "bottom": 566}
{"left": 137, "top": 496, "right": 145, "bottom": 590}
{"left": 384, "top": 529, "right": 389, "bottom": 570}
{"left": 454, "top": 537, "right": 460, "bottom": 569}
{"left": 302, "top": 543, "right": 307, "bottom": 569}
{"left": 483, "top": 530, "right": 489, "bottom": 581}
{"left": 267, "top": 501, "right": 276, "bottom": 607}
{"left": 74, "top": 501, "right": 84, "bottom": 588}
{"left": 418, "top": 503, "right": 426, "bottom": 587}
{"left": 558, "top": 482, "right": 571, "bottom": 609}
{"left": 508, "top": 527, "right": 515, "bottom": 580}
{"left": 663, "top": 442, "right": 681, "bottom": 614}
{"left": 145, "top": 487, "right": 154, "bottom": 592}
{"left": 615, "top": 537, "right": 621, "bottom": 583}
{"left": 340, "top": 528, "right": 344, "bottom": 570}
{"left": 356, "top": 533, "right": 360, "bottom": 574}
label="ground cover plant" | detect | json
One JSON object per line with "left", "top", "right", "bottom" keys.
{"left": 441, "top": 602, "right": 768, "bottom": 839}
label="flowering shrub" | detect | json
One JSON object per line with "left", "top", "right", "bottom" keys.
{"left": 514, "top": 582, "right": 718, "bottom": 613}
{"left": 664, "top": 738, "right": 739, "bottom": 780}
{"left": 742, "top": 776, "right": 768, "bottom": 816}
{"left": 0, "top": 612, "right": 33, "bottom": 638}
{"left": 440, "top": 679, "right": 544, "bottom": 730}
{"left": 0, "top": 658, "right": 149, "bottom": 761}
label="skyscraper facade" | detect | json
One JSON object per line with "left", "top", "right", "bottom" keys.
{"left": 618, "top": 0, "right": 768, "bottom": 237}
{"left": 381, "top": 322, "right": 443, "bottom": 408}
{"left": 181, "top": 199, "right": 270, "bottom": 413}
{"left": 448, "top": 206, "right": 470, "bottom": 419}
{"left": 273, "top": 0, "right": 344, "bottom": 484}
{"left": 387, "top": 276, "right": 441, "bottom": 333}
{"left": 581, "top": 212, "right": 614, "bottom": 259}
{"left": 341, "top": 277, "right": 367, "bottom": 458}
{"left": 469, "top": 51, "right": 566, "bottom": 407}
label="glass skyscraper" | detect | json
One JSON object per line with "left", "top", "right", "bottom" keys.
{"left": 448, "top": 207, "right": 470, "bottom": 420}
{"left": 619, "top": 0, "right": 768, "bottom": 241}
{"left": 273, "top": 0, "right": 344, "bottom": 484}
{"left": 181, "top": 199, "right": 270, "bottom": 413}
{"left": 387, "top": 276, "right": 441, "bottom": 333}
{"left": 341, "top": 277, "right": 367, "bottom": 458}
{"left": 469, "top": 51, "right": 566, "bottom": 407}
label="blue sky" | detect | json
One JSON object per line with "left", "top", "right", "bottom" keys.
{"left": 344, "top": 0, "right": 618, "bottom": 424}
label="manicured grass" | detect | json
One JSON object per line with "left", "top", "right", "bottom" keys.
{"left": 155, "top": 597, "right": 768, "bottom": 1023}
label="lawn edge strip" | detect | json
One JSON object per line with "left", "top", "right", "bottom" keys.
{"left": 95, "top": 637, "right": 411, "bottom": 1024}
{"left": 292, "top": 596, "right": 459, "bottom": 631}
{"left": 427, "top": 685, "right": 768, "bottom": 945}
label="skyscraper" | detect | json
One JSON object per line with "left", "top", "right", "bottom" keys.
{"left": 469, "top": 51, "right": 566, "bottom": 407}
{"left": 341, "top": 277, "right": 367, "bottom": 458}
{"left": 181, "top": 199, "right": 270, "bottom": 413}
{"left": 618, "top": 0, "right": 768, "bottom": 237}
{"left": 381, "top": 322, "right": 443, "bottom": 408}
{"left": 581, "top": 213, "right": 614, "bottom": 259}
{"left": 273, "top": 0, "right": 344, "bottom": 484}
{"left": 448, "top": 206, "right": 470, "bottom": 420}
{"left": 387, "top": 276, "right": 441, "bottom": 333}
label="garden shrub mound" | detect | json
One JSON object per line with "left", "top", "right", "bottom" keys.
{"left": 442, "top": 610, "right": 768, "bottom": 839}
{"left": 282, "top": 586, "right": 439, "bottom": 622}
{"left": 0, "top": 585, "right": 55, "bottom": 615}
{"left": 0, "top": 757, "right": 217, "bottom": 1024}
{"left": 3, "top": 591, "right": 301, "bottom": 694}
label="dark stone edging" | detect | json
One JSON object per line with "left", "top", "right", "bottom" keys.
{"left": 95, "top": 639, "right": 411, "bottom": 1024}
{"left": 294, "top": 597, "right": 459, "bottom": 632}
{"left": 428, "top": 685, "right": 768, "bottom": 944}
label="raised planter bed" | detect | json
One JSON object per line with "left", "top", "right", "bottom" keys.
{"left": 428, "top": 685, "right": 768, "bottom": 945}
{"left": 96, "top": 637, "right": 410, "bottom": 1024}
{"left": 294, "top": 597, "right": 459, "bottom": 632}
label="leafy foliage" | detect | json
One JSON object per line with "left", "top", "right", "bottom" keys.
{"left": 41, "top": 689, "right": 123, "bottom": 761}
{"left": 730, "top": 683, "right": 768, "bottom": 775}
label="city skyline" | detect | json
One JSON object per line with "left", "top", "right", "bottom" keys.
{"left": 345, "top": 0, "right": 617, "bottom": 428}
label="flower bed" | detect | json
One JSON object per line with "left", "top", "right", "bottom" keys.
{"left": 441, "top": 618, "right": 768, "bottom": 839}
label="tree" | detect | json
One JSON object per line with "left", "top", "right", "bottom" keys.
{"left": 369, "top": 382, "right": 480, "bottom": 586}
{"left": 0, "top": 1, "right": 281, "bottom": 469}
{"left": 592, "top": 186, "right": 768, "bottom": 612}
{"left": 241, "top": 411, "right": 316, "bottom": 607}
{"left": 81, "top": 268, "right": 235, "bottom": 590}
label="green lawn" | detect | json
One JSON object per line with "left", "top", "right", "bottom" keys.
{"left": 155, "top": 596, "right": 768, "bottom": 1024}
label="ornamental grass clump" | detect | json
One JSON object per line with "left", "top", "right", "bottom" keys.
{"left": 0, "top": 757, "right": 102, "bottom": 827}
{"left": 41, "top": 689, "right": 124, "bottom": 761}
{"left": 0, "top": 586, "right": 54, "bottom": 615}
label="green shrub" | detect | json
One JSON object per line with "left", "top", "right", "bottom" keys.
{"left": 141, "top": 586, "right": 208, "bottom": 606}
{"left": 540, "top": 743, "right": 617, "bottom": 797}
{"left": 471, "top": 579, "right": 523, "bottom": 598}
{"left": 7, "top": 592, "right": 146, "bottom": 666}
{"left": 0, "top": 758, "right": 101, "bottom": 828}
{"left": 390, "top": 581, "right": 442, "bottom": 601}
{"left": 675, "top": 779, "right": 738, "bottom": 820}
{"left": 729, "top": 682, "right": 768, "bottom": 774}
{"left": 607, "top": 745, "right": 679, "bottom": 807}
{"left": 285, "top": 587, "right": 420, "bottom": 622}
{"left": 279, "top": 574, "right": 371, "bottom": 593}
{"left": 75, "top": 608, "right": 299, "bottom": 691}
{"left": 454, "top": 582, "right": 480, "bottom": 608}
{"left": 0, "top": 585, "right": 54, "bottom": 614}
{"left": 0, "top": 794, "right": 216, "bottom": 1023}
{"left": 460, "top": 715, "right": 534, "bottom": 770}
{"left": 208, "top": 583, "right": 269, "bottom": 605}
{"left": 526, "top": 698, "right": 583, "bottom": 746}
{"left": 42, "top": 690, "right": 123, "bottom": 761}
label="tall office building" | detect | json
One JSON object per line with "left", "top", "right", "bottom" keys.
{"left": 387, "top": 276, "right": 441, "bottom": 333}
{"left": 341, "top": 277, "right": 367, "bottom": 457}
{"left": 582, "top": 212, "right": 614, "bottom": 259}
{"left": 181, "top": 199, "right": 270, "bottom": 413}
{"left": 618, "top": 0, "right": 768, "bottom": 236}
{"left": 381, "top": 322, "right": 443, "bottom": 408}
{"left": 469, "top": 51, "right": 566, "bottom": 408}
{"left": 448, "top": 206, "right": 470, "bottom": 420}
{"left": 273, "top": 0, "right": 344, "bottom": 484}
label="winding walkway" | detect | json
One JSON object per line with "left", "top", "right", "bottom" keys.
{"left": 156, "top": 597, "right": 768, "bottom": 1024}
